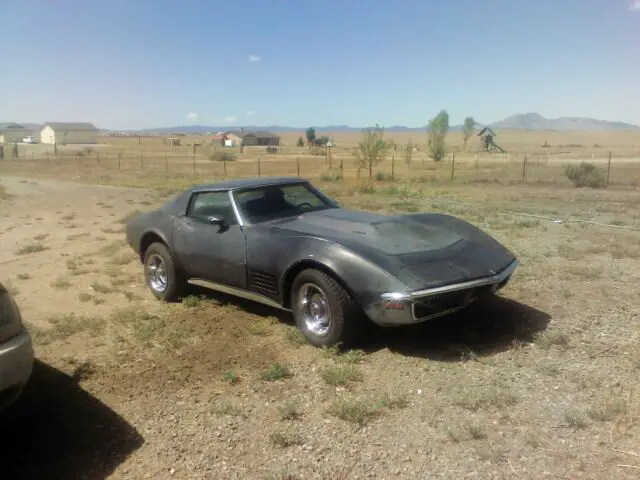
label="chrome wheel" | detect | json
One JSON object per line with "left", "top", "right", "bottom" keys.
{"left": 298, "top": 283, "right": 332, "bottom": 337}
{"left": 146, "top": 253, "right": 168, "bottom": 293}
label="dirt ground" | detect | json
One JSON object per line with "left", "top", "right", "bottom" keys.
{"left": 0, "top": 174, "right": 639, "bottom": 480}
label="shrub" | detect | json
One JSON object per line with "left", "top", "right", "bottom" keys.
{"left": 208, "top": 149, "right": 236, "bottom": 162}
{"left": 564, "top": 162, "right": 606, "bottom": 188}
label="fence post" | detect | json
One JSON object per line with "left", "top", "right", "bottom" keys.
{"left": 165, "top": 152, "right": 168, "bottom": 176}
{"left": 391, "top": 156, "right": 395, "bottom": 180}
{"left": 451, "top": 153, "right": 455, "bottom": 181}
{"left": 607, "top": 151, "right": 612, "bottom": 185}
{"left": 340, "top": 157, "right": 344, "bottom": 179}
{"left": 140, "top": 154, "right": 144, "bottom": 169}
{"left": 223, "top": 158, "right": 227, "bottom": 178}
{"left": 193, "top": 151, "right": 196, "bottom": 176}
{"left": 96, "top": 151, "right": 100, "bottom": 166}
{"left": 522, "top": 154, "right": 527, "bottom": 184}
{"left": 296, "top": 156, "right": 300, "bottom": 177}
{"left": 258, "top": 154, "right": 261, "bottom": 177}
{"left": 118, "top": 153, "right": 121, "bottom": 169}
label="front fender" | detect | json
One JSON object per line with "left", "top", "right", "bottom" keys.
{"left": 278, "top": 237, "right": 409, "bottom": 307}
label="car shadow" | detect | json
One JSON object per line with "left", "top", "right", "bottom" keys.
{"left": 0, "top": 360, "right": 144, "bottom": 480}
{"left": 364, "top": 296, "right": 551, "bottom": 361}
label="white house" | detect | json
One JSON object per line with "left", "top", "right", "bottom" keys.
{"left": 40, "top": 122, "right": 99, "bottom": 145}
{"left": 0, "top": 123, "right": 30, "bottom": 144}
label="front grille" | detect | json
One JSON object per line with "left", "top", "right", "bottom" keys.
{"left": 412, "top": 284, "right": 493, "bottom": 320}
{"left": 250, "top": 271, "right": 279, "bottom": 296}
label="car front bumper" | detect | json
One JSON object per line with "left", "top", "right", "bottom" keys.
{"left": 363, "top": 260, "right": 519, "bottom": 326}
{"left": 0, "top": 329, "right": 34, "bottom": 409}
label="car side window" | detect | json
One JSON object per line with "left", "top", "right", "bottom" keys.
{"left": 187, "top": 191, "right": 238, "bottom": 226}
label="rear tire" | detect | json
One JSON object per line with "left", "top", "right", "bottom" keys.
{"left": 143, "top": 242, "right": 186, "bottom": 302}
{"left": 291, "top": 268, "right": 365, "bottom": 347}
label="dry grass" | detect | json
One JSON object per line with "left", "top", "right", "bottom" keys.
{"left": 2, "top": 136, "right": 640, "bottom": 478}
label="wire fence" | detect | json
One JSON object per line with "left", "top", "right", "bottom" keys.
{"left": 1, "top": 144, "right": 639, "bottom": 188}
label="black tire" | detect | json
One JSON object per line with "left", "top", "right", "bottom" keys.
{"left": 290, "top": 268, "right": 365, "bottom": 347}
{"left": 143, "top": 242, "right": 186, "bottom": 302}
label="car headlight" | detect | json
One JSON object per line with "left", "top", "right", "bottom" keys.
{"left": 0, "top": 286, "right": 23, "bottom": 343}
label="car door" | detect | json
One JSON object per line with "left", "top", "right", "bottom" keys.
{"left": 172, "top": 190, "right": 248, "bottom": 290}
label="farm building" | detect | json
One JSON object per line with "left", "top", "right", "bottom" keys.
{"left": 40, "top": 122, "right": 99, "bottom": 145}
{"left": 223, "top": 130, "right": 280, "bottom": 147}
{"left": 0, "top": 123, "right": 30, "bottom": 144}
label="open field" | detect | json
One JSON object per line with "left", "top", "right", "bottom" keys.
{"left": 1, "top": 134, "right": 640, "bottom": 479}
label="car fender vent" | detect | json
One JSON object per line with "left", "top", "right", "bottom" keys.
{"left": 250, "top": 271, "right": 279, "bottom": 296}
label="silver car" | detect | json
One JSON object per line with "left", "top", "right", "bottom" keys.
{"left": 0, "top": 281, "right": 34, "bottom": 409}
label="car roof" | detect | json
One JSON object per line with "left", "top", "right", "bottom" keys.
{"left": 189, "top": 176, "right": 308, "bottom": 193}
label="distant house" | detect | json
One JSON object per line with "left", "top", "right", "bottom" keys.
{"left": 0, "top": 123, "right": 30, "bottom": 144}
{"left": 223, "top": 130, "right": 280, "bottom": 147}
{"left": 40, "top": 122, "right": 99, "bottom": 145}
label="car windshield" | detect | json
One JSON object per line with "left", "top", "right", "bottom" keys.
{"left": 234, "top": 183, "right": 336, "bottom": 223}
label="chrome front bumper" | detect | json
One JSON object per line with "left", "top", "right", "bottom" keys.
{"left": 0, "top": 329, "right": 34, "bottom": 409}
{"left": 364, "top": 260, "right": 519, "bottom": 326}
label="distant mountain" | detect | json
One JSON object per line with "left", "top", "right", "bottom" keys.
{"left": 102, "top": 113, "right": 638, "bottom": 135}
{"left": 489, "top": 113, "right": 639, "bottom": 131}
{"left": 130, "top": 124, "right": 466, "bottom": 134}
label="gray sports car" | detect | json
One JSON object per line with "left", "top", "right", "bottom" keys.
{"left": 126, "top": 176, "right": 518, "bottom": 347}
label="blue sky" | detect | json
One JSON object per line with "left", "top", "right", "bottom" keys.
{"left": 2, "top": 0, "right": 639, "bottom": 130}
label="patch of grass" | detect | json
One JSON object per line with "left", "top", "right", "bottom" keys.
{"left": 33, "top": 234, "right": 49, "bottom": 241}
{"left": 467, "top": 422, "right": 487, "bottom": 440}
{"left": 107, "top": 253, "right": 134, "bottom": 266}
{"left": 327, "top": 397, "right": 380, "bottom": 426}
{"left": 16, "top": 273, "right": 30, "bottom": 280}
{"left": 222, "top": 370, "right": 240, "bottom": 385}
{"left": 32, "top": 313, "right": 106, "bottom": 345}
{"left": 278, "top": 399, "right": 302, "bottom": 421}
{"left": 375, "top": 392, "right": 409, "bottom": 410}
{"left": 258, "top": 363, "right": 293, "bottom": 381}
{"left": 454, "top": 385, "right": 519, "bottom": 412}
{"left": 284, "top": 326, "right": 307, "bottom": 347}
{"left": 50, "top": 277, "right": 72, "bottom": 290}
{"left": 340, "top": 349, "right": 368, "bottom": 364}
{"left": 565, "top": 410, "right": 589, "bottom": 429}
{"left": 211, "top": 401, "right": 242, "bottom": 417}
{"left": 182, "top": 294, "right": 209, "bottom": 308}
{"left": 587, "top": 398, "right": 627, "bottom": 422}
{"left": 534, "top": 330, "right": 571, "bottom": 349}
{"left": 96, "top": 239, "right": 127, "bottom": 256}
{"left": 15, "top": 242, "right": 48, "bottom": 255}
{"left": 66, "top": 232, "right": 91, "bottom": 241}
{"left": 61, "top": 213, "right": 76, "bottom": 221}
{"left": 78, "top": 292, "right": 93, "bottom": 302}
{"left": 246, "top": 317, "right": 278, "bottom": 336}
{"left": 270, "top": 428, "right": 303, "bottom": 448}
{"left": 90, "top": 282, "right": 117, "bottom": 294}
{"left": 319, "top": 364, "right": 363, "bottom": 386}
{"left": 101, "top": 227, "right": 124, "bottom": 234}
{"left": 110, "top": 307, "right": 190, "bottom": 351}
{"left": 118, "top": 210, "right": 143, "bottom": 224}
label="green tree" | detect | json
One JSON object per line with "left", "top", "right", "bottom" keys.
{"left": 354, "top": 124, "right": 391, "bottom": 180}
{"left": 305, "top": 127, "right": 316, "bottom": 147}
{"left": 462, "top": 116, "right": 476, "bottom": 150}
{"left": 296, "top": 136, "right": 305, "bottom": 147}
{"left": 427, "top": 110, "right": 449, "bottom": 162}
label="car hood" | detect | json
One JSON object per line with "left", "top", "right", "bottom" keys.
{"left": 271, "top": 208, "right": 516, "bottom": 290}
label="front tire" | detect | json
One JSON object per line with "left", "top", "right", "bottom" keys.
{"left": 143, "top": 242, "right": 186, "bottom": 302}
{"left": 291, "top": 268, "right": 364, "bottom": 347}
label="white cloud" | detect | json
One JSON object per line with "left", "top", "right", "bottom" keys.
{"left": 246, "top": 110, "right": 256, "bottom": 116}
{"left": 223, "top": 116, "right": 237, "bottom": 123}
{"left": 630, "top": 1, "right": 640, "bottom": 10}
{"left": 185, "top": 112, "right": 199, "bottom": 122}
{"left": 248, "top": 54, "right": 261, "bottom": 62}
